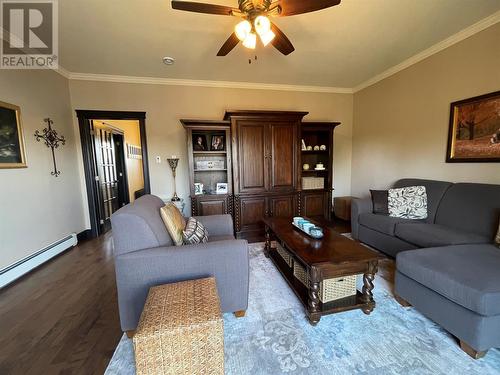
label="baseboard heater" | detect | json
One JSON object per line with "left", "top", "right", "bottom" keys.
{"left": 0, "top": 233, "right": 77, "bottom": 289}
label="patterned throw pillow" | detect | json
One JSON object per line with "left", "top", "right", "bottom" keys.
{"left": 183, "top": 217, "right": 209, "bottom": 245}
{"left": 388, "top": 186, "right": 428, "bottom": 220}
{"left": 160, "top": 203, "right": 186, "bottom": 246}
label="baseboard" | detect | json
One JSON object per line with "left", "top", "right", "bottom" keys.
{"left": 77, "top": 229, "right": 91, "bottom": 242}
{"left": 0, "top": 234, "right": 78, "bottom": 289}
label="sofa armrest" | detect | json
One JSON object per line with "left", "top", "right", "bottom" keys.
{"left": 351, "top": 198, "right": 373, "bottom": 239}
{"left": 114, "top": 239, "right": 248, "bottom": 331}
{"left": 194, "top": 214, "right": 234, "bottom": 236}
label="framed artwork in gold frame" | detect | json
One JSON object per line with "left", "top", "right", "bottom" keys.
{"left": 446, "top": 90, "right": 500, "bottom": 163}
{"left": 0, "top": 101, "right": 27, "bottom": 168}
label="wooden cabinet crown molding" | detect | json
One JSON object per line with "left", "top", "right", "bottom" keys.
{"left": 181, "top": 119, "right": 230, "bottom": 130}
{"left": 224, "top": 110, "right": 309, "bottom": 121}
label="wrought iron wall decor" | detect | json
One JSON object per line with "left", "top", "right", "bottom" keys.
{"left": 34, "top": 118, "right": 66, "bottom": 177}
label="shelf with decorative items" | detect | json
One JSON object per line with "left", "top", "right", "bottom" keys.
{"left": 181, "top": 119, "right": 233, "bottom": 217}
{"left": 299, "top": 122, "right": 340, "bottom": 220}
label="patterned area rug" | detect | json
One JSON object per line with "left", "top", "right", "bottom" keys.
{"left": 105, "top": 243, "right": 500, "bottom": 375}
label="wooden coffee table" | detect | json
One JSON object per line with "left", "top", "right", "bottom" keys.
{"left": 263, "top": 217, "right": 384, "bottom": 325}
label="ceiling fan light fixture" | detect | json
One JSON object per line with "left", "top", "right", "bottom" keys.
{"left": 254, "top": 15, "right": 271, "bottom": 35}
{"left": 242, "top": 32, "right": 257, "bottom": 49}
{"left": 259, "top": 29, "right": 275, "bottom": 46}
{"left": 235, "top": 20, "right": 252, "bottom": 41}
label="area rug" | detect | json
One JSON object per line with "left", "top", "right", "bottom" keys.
{"left": 105, "top": 243, "right": 500, "bottom": 375}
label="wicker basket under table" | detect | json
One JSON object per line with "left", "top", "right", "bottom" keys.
{"left": 133, "top": 277, "right": 224, "bottom": 375}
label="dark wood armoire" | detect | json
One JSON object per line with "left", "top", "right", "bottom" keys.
{"left": 225, "top": 110, "right": 307, "bottom": 240}
{"left": 182, "top": 111, "right": 340, "bottom": 241}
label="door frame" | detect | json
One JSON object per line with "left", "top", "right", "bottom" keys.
{"left": 76, "top": 110, "right": 151, "bottom": 238}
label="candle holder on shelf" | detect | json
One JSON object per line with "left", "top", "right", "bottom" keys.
{"left": 167, "top": 157, "right": 181, "bottom": 202}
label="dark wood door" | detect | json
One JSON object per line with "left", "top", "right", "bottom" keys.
{"left": 269, "top": 123, "right": 297, "bottom": 192}
{"left": 113, "top": 133, "right": 130, "bottom": 209}
{"left": 302, "top": 191, "right": 328, "bottom": 218}
{"left": 238, "top": 195, "right": 267, "bottom": 234}
{"left": 269, "top": 194, "right": 296, "bottom": 218}
{"left": 235, "top": 122, "right": 268, "bottom": 194}
{"left": 93, "top": 125, "right": 119, "bottom": 233}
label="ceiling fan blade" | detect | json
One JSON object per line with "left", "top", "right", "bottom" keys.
{"left": 171, "top": 1, "right": 236, "bottom": 16}
{"left": 270, "top": 23, "right": 295, "bottom": 55}
{"left": 217, "top": 33, "right": 240, "bottom": 56}
{"left": 274, "top": 0, "right": 341, "bottom": 16}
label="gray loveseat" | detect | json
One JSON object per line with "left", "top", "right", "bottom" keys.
{"left": 352, "top": 179, "right": 500, "bottom": 358}
{"left": 110, "top": 195, "right": 249, "bottom": 333}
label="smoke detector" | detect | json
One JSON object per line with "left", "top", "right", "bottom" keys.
{"left": 163, "top": 56, "right": 175, "bottom": 65}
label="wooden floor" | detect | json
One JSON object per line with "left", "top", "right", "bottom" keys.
{"left": 0, "top": 232, "right": 122, "bottom": 375}
{"left": 0, "top": 220, "right": 395, "bottom": 375}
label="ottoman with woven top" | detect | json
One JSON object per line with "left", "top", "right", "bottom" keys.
{"left": 133, "top": 277, "right": 224, "bottom": 375}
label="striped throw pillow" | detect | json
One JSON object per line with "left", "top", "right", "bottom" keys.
{"left": 182, "top": 217, "right": 209, "bottom": 245}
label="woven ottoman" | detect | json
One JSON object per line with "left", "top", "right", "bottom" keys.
{"left": 133, "top": 277, "right": 224, "bottom": 375}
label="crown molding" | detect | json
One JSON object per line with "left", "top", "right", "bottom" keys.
{"left": 54, "top": 65, "right": 71, "bottom": 79}
{"left": 353, "top": 10, "right": 500, "bottom": 93}
{"left": 64, "top": 71, "right": 353, "bottom": 94}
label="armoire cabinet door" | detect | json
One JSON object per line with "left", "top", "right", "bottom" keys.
{"left": 197, "top": 198, "right": 227, "bottom": 216}
{"left": 269, "top": 195, "right": 295, "bottom": 218}
{"left": 269, "top": 123, "right": 297, "bottom": 192}
{"left": 235, "top": 122, "right": 268, "bottom": 194}
{"left": 238, "top": 196, "right": 267, "bottom": 233}
{"left": 302, "top": 191, "right": 328, "bottom": 218}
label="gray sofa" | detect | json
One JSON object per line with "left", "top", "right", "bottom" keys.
{"left": 352, "top": 179, "right": 500, "bottom": 358}
{"left": 110, "top": 195, "right": 249, "bottom": 333}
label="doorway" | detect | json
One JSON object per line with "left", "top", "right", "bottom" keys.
{"left": 76, "top": 110, "right": 151, "bottom": 238}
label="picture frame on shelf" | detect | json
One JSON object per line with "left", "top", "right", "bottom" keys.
{"left": 194, "top": 183, "right": 204, "bottom": 195}
{"left": 0, "top": 101, "right": 27, "bottom": 168}
{"left": 216, "top": 183, "right": 228, "bottom": 195}
{"left": 210, "top": 135, "right": 225, "bottom": 151}
{"left": 193, "top": 134, "right": 208, "bottom": 151}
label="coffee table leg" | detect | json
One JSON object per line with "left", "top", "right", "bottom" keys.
{"left": 361, "top": 261, "right": 378, "bottom": 315}
{"left": 307, "top": 267, "right": 321, "bottom": 325}
{"left": 264, "top": 226, "right": 271, "bottom": 258}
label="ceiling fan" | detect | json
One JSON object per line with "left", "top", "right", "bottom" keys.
{"left": 171, "top": 0, "right": 341, "bottom": 56}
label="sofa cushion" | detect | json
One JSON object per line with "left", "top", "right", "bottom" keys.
{"left": 388, "top": 186, "right": 428, "bottom": 219}
{"left": 435, "top": 183, "right": 500, "bottom": 239}
{"left": 182, "top": 217, "right": 209, "bottom": 245}
{"left": 495, "top": 220, "right": 500, "bottom": 247}
{"left": 370, "top": 190, "right": 389, "bottom": 215}
{"left": 160, "top": 203, "right": 187, "bottom": 246}
{"left": 395, "top": 223, "right": 489, "bottom": 248}
{"left": 396, "top": 244, "right": 500, "bottom": 316}
{"left": 359, "top": 213, "right": 422, "bottom": 236}
{"left": 392, "top": 179, "right": 453, "bottom": 223}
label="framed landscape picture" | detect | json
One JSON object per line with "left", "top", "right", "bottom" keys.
{"left": 0, "top": 101, "right": 27, "bottom": 168}
{"left": 446, "top": 91, "right": 500, "bottom": 162}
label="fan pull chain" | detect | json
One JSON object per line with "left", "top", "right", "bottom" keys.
{"left": 248, "top": 55, "right": 258, "bottom": 65}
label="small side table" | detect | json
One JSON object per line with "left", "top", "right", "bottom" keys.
{"left": 334, "top": 196, "right": 356, "bottom": 221}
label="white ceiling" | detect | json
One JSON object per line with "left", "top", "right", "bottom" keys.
{"left": 59, "top": 0, "right": 500, "bottom": 88}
